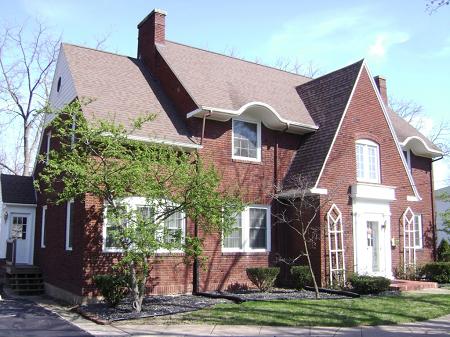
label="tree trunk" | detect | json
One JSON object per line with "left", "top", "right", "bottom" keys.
{"left": 303, "top": 234, "right": 320, "bottom": 299}
{"left": 130, "top": 261, "right": 144, "bottom": 313}
{"left": 193, "top": 221, "right": 199, "bottom": 294}
{"left": 22, "top": 124, "right": 30, "bottom": 176}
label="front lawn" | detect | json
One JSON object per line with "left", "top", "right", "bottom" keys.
{"left": 177, "top": 293, "right": 450, "bottom": 327}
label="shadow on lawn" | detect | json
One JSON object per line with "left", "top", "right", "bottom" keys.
{"left": 185, "top": 294, "right": 450, "bottom": 327}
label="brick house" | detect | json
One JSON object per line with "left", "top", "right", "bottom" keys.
{"left": 10, "top": 9, "right": 441, "bottom": 303}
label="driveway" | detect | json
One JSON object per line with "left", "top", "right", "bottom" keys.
{"left": 0, "top": 297, "right": 92, "bottom": 337}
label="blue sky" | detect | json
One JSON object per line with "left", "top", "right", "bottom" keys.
{"left": 1, "top": 0, "right": 449, "bottom": 187}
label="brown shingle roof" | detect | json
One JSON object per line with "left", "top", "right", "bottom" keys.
{"left": 62, "top": 44, "right": 196, "bottom": 147}
{"left": 387, "top": 108, "right": 441, "bottom": 153}
{"left": 283, "top": 60, "right": 364, "bottom": 187}
{"left": 157, "top": 41, "right": 316, "bottom": 127}
{"left": 1, "top": 174, "right": 36, "bottom": 205}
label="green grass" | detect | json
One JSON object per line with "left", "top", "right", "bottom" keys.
{"left": 179, "top": 293, "right": 450, "bottom": 327}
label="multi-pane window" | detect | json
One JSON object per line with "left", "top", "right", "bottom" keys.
{"left": 413, "top": 214, "right": 423, "bottom": 249}
{"left": 66, "top": 200, "right": 74, "bottom": 250}
{"left": 223, "top": 206, "right": 270, "bottom": 252}
{"left": 163, "top": 211, "right": 184, "bottom": 244}
{"left": 356, "top": 140, "right": 380, "bottom": 183}
{"left": 232, "top": 119, "right": 261, "bottom": 161}
{"left": 11, "top": 216, "right": 28, "bottom": 240}
{"left": 103, "top": 198, "right": 185, "bottom": 253}
{"left": 223, "top": 214, "right": 242, "bottom": 249}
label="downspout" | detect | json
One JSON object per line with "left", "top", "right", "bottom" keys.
{"left": 193, "top": 110, "right": 211, "bottom": 294}
{"left": 200, "top": 110, "right": 212, "bottom": 145}
{"left": 430, "top": 155, "right": 443, "bottom": 261}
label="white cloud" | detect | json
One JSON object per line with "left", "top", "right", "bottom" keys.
{"left": 367, "top": 32, "right": 410, "bottom": 59}
{"left": 433, "top": 158, "right": 450, "bottom": 190}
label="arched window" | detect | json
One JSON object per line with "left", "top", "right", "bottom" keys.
{"left": 355, "top": 139, "right": 380, "bottom": 183}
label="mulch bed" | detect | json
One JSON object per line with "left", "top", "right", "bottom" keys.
{"left": 207, "top": 288, "right": 349, "bottom": 302}
{"left": 77, "top": 288, "right": 351, "bottom": 323}
{"left": 77, "top": 295, "right": 229, "bottom": 323}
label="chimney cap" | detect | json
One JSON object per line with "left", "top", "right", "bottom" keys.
{"left": 374, "top": 75, "right": 386, "bottom": 81}
{"left": 137, "top": 8, "right": 167, "bottom": 28}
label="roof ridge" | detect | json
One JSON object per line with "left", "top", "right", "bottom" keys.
{"left": 163, "top": 40, "right": 313, "bottom": 80}
{"left": 297, "top": 59, "right": 364, "bottom": 87}
{"left": 62, "top": 42, "right": 136, "bottom": 60}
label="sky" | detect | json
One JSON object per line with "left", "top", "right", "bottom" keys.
{"left": 1, "top": 0, "right": 449, "bottom": 188}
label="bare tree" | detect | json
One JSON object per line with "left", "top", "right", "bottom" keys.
{"left": 426, "top": 0, "right": 450, "bottom": 13}
{"left": 0, "top": 20, "right": 60, "bottom": 175}
{"left": 390, "top": 97, "right": 450, "bottom": 156}
{"left": 271, "top": 175, "right": 334, "bottom": 298}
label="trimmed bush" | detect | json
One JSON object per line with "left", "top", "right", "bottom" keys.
{"left": 93, "top": 274, "right": 129, "bottom": 307}
{"left": 437, "top": 240, "right": 450, "bottom": 262}
{"left": 291, "top": 265, "right": 313, "bottom": 290}
{"left": 348, "top": 274, "right": 390, "bottom": 294}
{"left": 421, "top": 262, "right": 450, "bottom": 283}
{"left": 246, "top": 267, "right": 280, "bottom": 291}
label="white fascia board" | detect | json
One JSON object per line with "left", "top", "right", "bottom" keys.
{"left": 4, "top": 203, "right": 37, "bottom": 208}
{"left": 276, "top": 187, "right": 327, "bottom": 199}
{"left": 313, "top": 62, "right": 365, "bottom": 189}
{"left": 187, "top": 103, "right": 318, "bottom": 134}
{"left": 125, "top": 134, "right": 202, "bottom": 151}
{"left": 400, "top": 136, "right": 443, "bottom": 158}
{"left": 364, "top": 63, "right": 422, "bottom": 201}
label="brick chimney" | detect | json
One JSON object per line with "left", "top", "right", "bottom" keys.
{"left": 137, "top": 9, "right": 166, "bottom": 72}
{"left": 374, "top": 75, "right": 388, "bottom": 105}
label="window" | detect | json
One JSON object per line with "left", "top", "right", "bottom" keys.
{"left": 66, "top": 200, "right": 74, "bottom": 251}
{"left": 41, "top": 206, "right": 47, "bottom": 248}
{"left": 162, "top": 211, "right": 185, "bottom": 244}
{"left": 223, "top": 205, "right": 270, "bottom": 252}
{"left": 71, "top": 114, "right": 76, "bottom": 146}
{"left": 413, "top": 214, "right": 423, "bottom": 249}
{"left": 46, "top": 131, "right": 51, "bottom": 163}
{"left": 57, "top": 76, "right": 62, "bottom": 92}
{"left": 103, "top": 197, "right": 186, "bottom": 253}
{"left": 356, "top": 139, "right": 380, "bottom": 183}
{"left": 232, "top": 119, "right": 261, "bottom": 161}
{"left": 11, "top": 216, "right": 28, "bottom": 240}
{"left": 402, "top": 148, "right": 412, "bottom": 173}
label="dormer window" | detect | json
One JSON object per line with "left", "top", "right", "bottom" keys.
{"left": 232, "top": 119, "right": 261, "bottom": 162}
{"left": 356, "top": 139, "right": 380, "bottom": 183}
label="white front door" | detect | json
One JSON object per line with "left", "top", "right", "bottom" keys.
{"left": 10, "top": 213, "right": 32, "bottom": 264}
{"left": 366, "top": 219, "right": 382, "bottom": 274}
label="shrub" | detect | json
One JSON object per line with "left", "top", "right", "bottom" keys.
{"left": 291, "top": 266, "right": 313, "bottom": 290}
{"left": 246, "top": 267, "right": 280, "bottom": 291}
{"left": 421, "top": 262, "right": 450, "bottom": 283}
{"left": 226, "top": 282, "right": 249, "bottom": 293}
{"left": 437, "top": 240, "right": 450, "bottom": 262}
{"left": 93, "top": 274, "right": 129, "bottom": 307}
{"left": 348, "top": 274, "right": 391, "bottom": 294}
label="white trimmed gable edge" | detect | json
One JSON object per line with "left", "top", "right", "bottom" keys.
{"left": 314, "top": 61, "right": 421, "bottom": 201}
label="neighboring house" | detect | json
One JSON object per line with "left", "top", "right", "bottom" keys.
{"left": 22, "top": 9, "right": 442, "bottom": 303}
{"left": 0, "top": 174, "right": 36, "bottom": 266}
{"left": 435, "top": 186, "right": 450, "bottom": 245}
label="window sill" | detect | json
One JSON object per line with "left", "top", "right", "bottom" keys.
{"left": 232, "top": 158, "right": 262, "bottom": 165}
{"left": 222, "top": 251, "right": 270, "bottom": 256}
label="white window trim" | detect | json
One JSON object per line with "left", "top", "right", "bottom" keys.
{"left": 41, "top": 206, "right": 47, "bottom": 248}
{"left": 414, "top": 214, "right": 423, "bottom": 249}
{"left": 403, "top": 148, "right": 412, "bottom": 173}
{"left": 102, "top": 197, "right": 186, "bottom": 254}
{"left": 222, "top": 205, "right": 271, "bottom": 253}
{"left": 231, "top": 118, "right": 261, "bottom": 162}
{"left": 65, "top": 199, "right": 74, "bottom": 251}
{"left": 46, "top": 131, "right": 51, "bottom": 163}
{"left": 356, "top": 139, "right": 381, "bottom": 184}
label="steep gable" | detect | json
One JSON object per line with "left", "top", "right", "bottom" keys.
{"left": 316, "top": 64, "right": 416, "bottom": 197}
{"left": 283, "top": 60, "right": 363, "bottom": 187}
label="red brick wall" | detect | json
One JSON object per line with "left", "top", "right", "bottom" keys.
{"left": 314, "top": 66, "right": 434, "bottom": 285}
{"left": 34, "top": 128, "right": 84, "bottom": 296}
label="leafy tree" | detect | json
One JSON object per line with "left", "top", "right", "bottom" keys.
{"left": 35, "top": 99, "right": 244, "bottom": 312}
{"left": 438, "top": 192, "right": 450, "bottom": 238}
